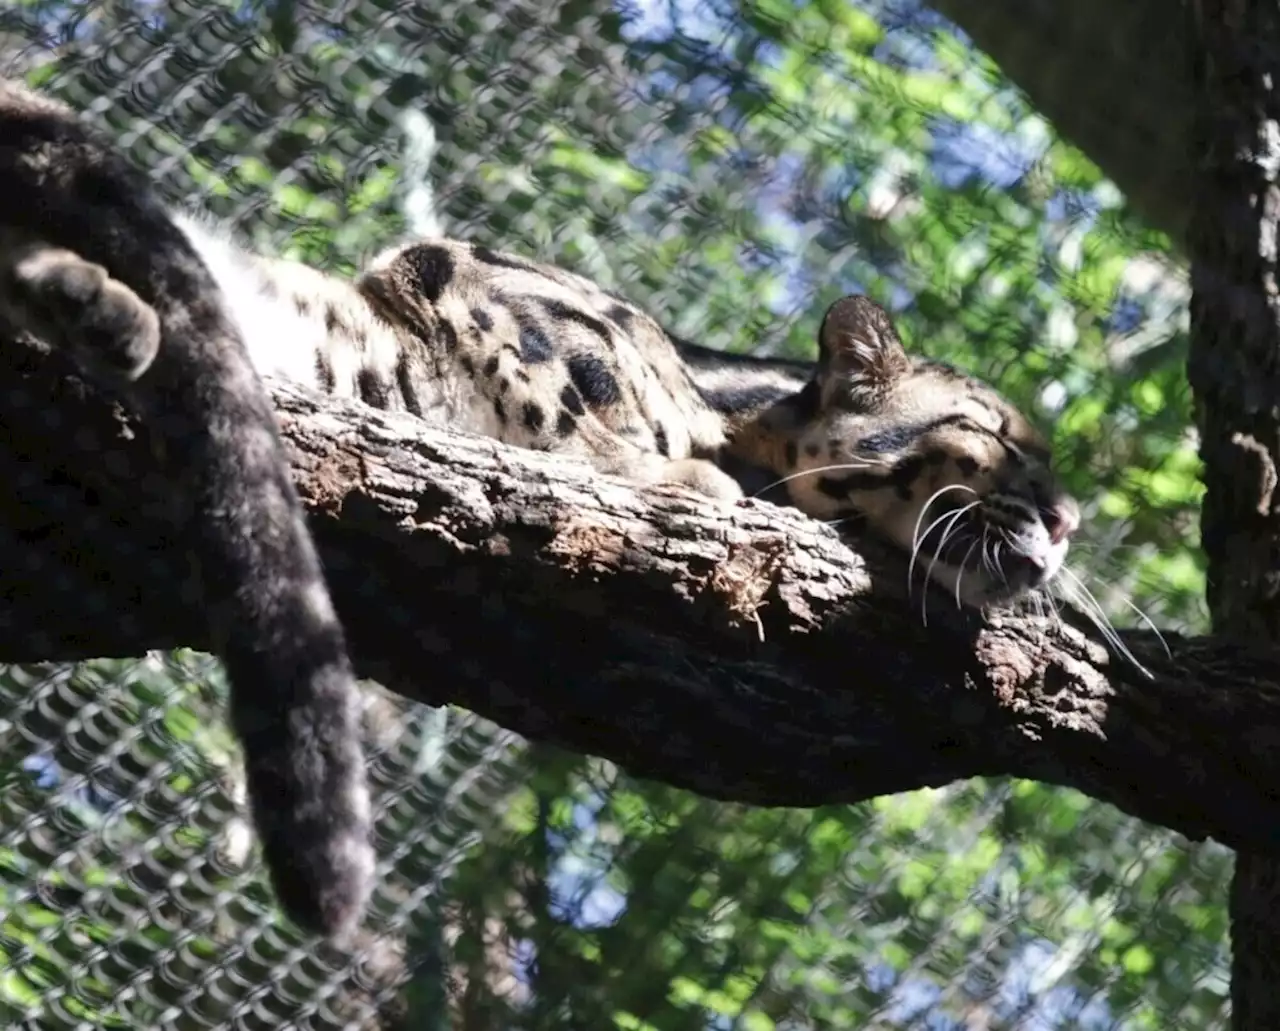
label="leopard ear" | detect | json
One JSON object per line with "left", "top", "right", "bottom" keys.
{"left": 817, "top": 295, "right": 911, "bottom": 402}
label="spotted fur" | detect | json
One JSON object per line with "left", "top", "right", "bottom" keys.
{"left": 180, "top": 224, "right": 1080, "bottom": 608}
{"left": 0, "top": 80, "right": 373, "bottom": 945}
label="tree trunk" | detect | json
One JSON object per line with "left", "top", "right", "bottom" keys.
{"left": 1186, "top": 0, "right": 1280, "bottom": 1024}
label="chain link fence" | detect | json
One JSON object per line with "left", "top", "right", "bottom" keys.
{"left": 0, "top": 1, "right": 1226, "bottom": 1028}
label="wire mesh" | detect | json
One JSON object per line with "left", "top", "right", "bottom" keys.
{"left": 0, "top": 0, "right": 1225, "bottom": 1028}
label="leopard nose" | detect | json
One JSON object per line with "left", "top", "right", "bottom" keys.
{"left": 1044, "top": 498, "right": 1081, "bottom": 545}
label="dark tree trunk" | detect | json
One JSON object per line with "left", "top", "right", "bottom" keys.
{"left": 1186, "top": 0, "right": 1280, "bottom": 1024}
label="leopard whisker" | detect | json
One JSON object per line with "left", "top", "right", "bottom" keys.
{"left": 981, "top": 532, "right": 1000, "bottom": 582}
{"left": 955, "top": 537, "right": 981, "bottom": 609}
{"left": 1029, "top": 587, "right": 1046, "bottom": 622}
{"left": 1059, "top": 566, "right": 1169, "bottom": 662}
{"left": 1113, "top": 591, "right": 1171, "bottom": 660}
{"left": 921, "top": 506, "right": 976, "bottom": 626}
{"left": 993, "top": 537, "right": 1011, "bottom": 585}
{"left": 1045, "top": 585, "right": 1063, "bottom": 623}
{"left": 1056, "top": 568, "right": 1155, "bottom": 679}
{"left": 751, "top": 458, "right": 894, "bottom": 499}
{"left": 907, "top": 487, "right": 980, "bottom": 599}
{"left": 911, "top": 501, "right": 980, "bottom": 608}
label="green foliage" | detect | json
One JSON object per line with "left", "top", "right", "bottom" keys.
{"left": 0, "top": 0, "right": 1223, "bottom": 1027}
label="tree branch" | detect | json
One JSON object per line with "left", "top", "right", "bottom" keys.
{"left": 3, "top": 356, "right": 1280, "bottom": 859}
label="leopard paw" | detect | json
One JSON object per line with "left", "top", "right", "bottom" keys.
{"left": 659, "top": 458, "right": 745, "bottom": 501}
{"left": 5, "top": 244, "right": 160, "bottom": 383}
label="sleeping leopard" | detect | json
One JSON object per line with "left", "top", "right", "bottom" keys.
{"left": 0, "top": 78, "right": 1078, "bottom": 943}
{"left": 183, "top": 214, "right": 1081, "bottom": 608}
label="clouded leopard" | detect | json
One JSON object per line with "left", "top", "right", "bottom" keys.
{"left": 0, "top": 78, "right": 1079, "bottom": 941}
{"left": 183, "top": 215, "right": 1080, "bottom": 607}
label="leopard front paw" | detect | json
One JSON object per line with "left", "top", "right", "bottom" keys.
{"left": 660, "top": 458, "right": 745, "bottom": 502}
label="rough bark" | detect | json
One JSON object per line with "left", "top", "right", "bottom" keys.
{"left": 929, "top": 0, "right": 1187, "bottom": 247}
{"left": 4, "top": 352, "right": 1280, "bottom": 861}
{"left": 1186, "top": 0, "right": 1280, "bottom": 1025}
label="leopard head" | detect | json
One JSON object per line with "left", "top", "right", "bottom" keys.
{"left": 756, "top": 295, "right": 1079, "bottom": 608}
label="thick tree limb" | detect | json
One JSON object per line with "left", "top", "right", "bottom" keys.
{"left": 3, "top": 356, "right": 1280, "bottom": 860}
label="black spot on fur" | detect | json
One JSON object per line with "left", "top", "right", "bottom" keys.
{"left": 818, "top": 474, "right": 876, "bottom": 499}
{"left": 472, "top": 307, "right": 493, "bottom": 331}
{"left": 518, "top": 321, "right": 554, "bottom": 363}
{"left": 460, "top": 353, "right": 475, "bottom": 376}
{"left": 498, "top": 377, "right": 511, "bottom": 395}
{"left": 473, "top": 244, "right": 537, "bottom": 273}
{"left": 356, "top": 368, "right": 389, "bottom": 408}
{"left": 540, "top": 298, "right": 613, "bottom": 343}
{"left": 556, "top": 410, "right": 576, "bottom": 436}
{"left": 859, "top": 414, "right": 970, "bottom": 455}
{"left": 294, "top": 295, "right": 312, "bottom": 316}
{"left": 560, "top": 384, "right": 585, "bottom": 416}
{"left": 523, "top": 402, "right": 545, "bottom": 432}
{"left": 567, "top": 353, "right": 622, "bottom": 407}
{"left": 857, "top": 425, "right": 917, "bottom": 455}
{"left": 818, "top": 454, "right": 926, "bottom": 500}
{"left": 606, "top": 304, "right": 635, "bottom": 329}
{"left": 784, "top": 441, "right": 798, "bottom": 468}
{"left": 516, "top": 369, "right": 531, "bottom": 384}
{"left": 493, "top": 397, "right": 507, "bottom": 423}
{"left": 987, "top": 496, "right": 1024, "bottom": 517}
{"left": 698, "top": 382, "right": 794, "bottom": 414}
{"left": 437, "top": 321, "right": 458, "bottom": 352}
{"left": 315, "top": 352, "right": 336, "bottom": 392}
{"left": 791, "top": 379, "right": 822, "bottom": 421}
{"left": 482, "top": 355, "right": 499, "bottom": 378}
{"left": 395, "top": 353, "right": 424, "bottom": 417}
{"left": 654, "top": 425, "right": 670, "bottom": 457}
{"left": 405, "top": 245, "right": 455, "bottom": 302}
{"left": 805, "top": 442, "right": 820, "bottom": 458}
{"left": 323, "top": 305, "right": 344, "bottom": 335}
{"left": 956, "top": 456, "right": 979, "bottom": 476}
